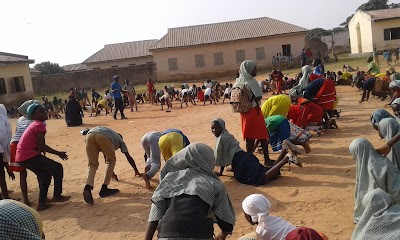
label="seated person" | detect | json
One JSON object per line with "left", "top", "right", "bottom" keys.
{"left": 240, "top": 194, "right": 327, "bottom": 240}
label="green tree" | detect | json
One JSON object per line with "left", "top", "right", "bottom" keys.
{"left": 305, "top": 28, "right": 331, "bottom": 40}
{"left": 34, "top": 61, "right": 65, "bottom": 75}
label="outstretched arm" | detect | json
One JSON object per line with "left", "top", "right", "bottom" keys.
{"left": 376, "top": 132, "right": 400, "bottom": 155}
{"left": 144, "top": 221, "right": 158, "bottom": 240}
{"left": 124, "top": 152, "right": 142, "bottom": 176}
{"left": 37, "top": 132, "right": 68, "bottom": 160}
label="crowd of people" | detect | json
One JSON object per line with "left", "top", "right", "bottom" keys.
{"left": 1, "top": 54, "right": 400, "bottom": 239}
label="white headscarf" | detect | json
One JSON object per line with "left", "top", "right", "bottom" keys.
{"left": 235, "top": 60, "right": 263, "bottom": 98}
{"left": 289, "top": 65, "right": 312, "bottom": 98}
{"left": 242, "top": 194, "right": 271, "bottom": 237}
{"left": 379, "top": 118, "right": 400, "bottom": 170}
{"left": 0, "top": 104, "right": 12, "bottom": 161}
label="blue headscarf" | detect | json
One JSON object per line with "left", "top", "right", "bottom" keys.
{"left": 26, "top": 103, "right": 40, "bottom": 119}
{"left": 371, "top": 109, "right": 395, "bottom": 127}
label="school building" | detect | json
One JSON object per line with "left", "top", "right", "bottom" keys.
{"left": 149, "top": 17, "right": 307, "bottom": 81}
{"left": 0, "top": 52, "right": 35, "bottom": 107}
{"left": 349, "top": 8, "right": 400, "bottom": 53}
{"left": 82, "top": 39, "right": 158, "bottom": 70}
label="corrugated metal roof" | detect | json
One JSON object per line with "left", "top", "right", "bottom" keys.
{"left": 62, "top": 63, "right": 87, "bottom": 72}
{"left": 365, "top": 8, "right": 400, "bottom": 21}
{"left": 150, "top": 17, "right": 307, "bottom": 50}
{"left": 82, "top": 39, "right": 158, "bottom": 64}
{"left": 0, "top": 52, "right": 34, "bottom": 64}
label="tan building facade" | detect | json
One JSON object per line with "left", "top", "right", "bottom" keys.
{"left": 152, "top": 33, "right": 305, "bottom": 81}
{"left": 349, "top": 9, "right": 400, "bottom": 53}
{"left": 0, "top": 52, "right": 35, "bottom": 107}
{"left": 150, "top": 17, "right": 307, "bottom": 81}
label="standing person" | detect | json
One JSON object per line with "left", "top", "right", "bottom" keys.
{"left": 80, "top": 87, "right": 90, "bottom": 106}
{"left": 373, "top": 48, "right": 380, "bottom": 67}
{"left": 383, "top": 50, "right": 391, "bottom": 66}
{"left": 146, "top": 78, "right": 155, "bottom": 105}
{"left": 271, "top": 70, "right": 284, "bottom": 95}
{"left": 144, "top": 143, "right": 235, "bottom": 240}
{"left": 235, "top": 60, "right": 272, "bottom": 165}
{"left": 0, "top": 104, "right": 14, "bottom": 200}
{"left": 65, "top": 95, "right": 83, "bottom": 126}
{"left": 91, "top": 88, "right": 101, "bottom": 108}
{"left": 111, "top": 75, "right": 126, "bottom": 120}
{"left": 124, "top": 79, "right": 138, "bottom": 112}
{"left": 141, "top": 132, "right": 162, "bottom": 189}
{"left": 16, "top": 104, "right": 70, "bottom": 211}
{"left": 82, "top": 127, "right": 141, "bottom": 204}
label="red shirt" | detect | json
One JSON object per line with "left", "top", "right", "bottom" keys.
{"left": 198, "top": 90, "right": 205, "bottom": 102}
{"left": 16, "top": 121, "right": 46, "bottom": 162}
{"left": 146, "top": 82, "right": 154, "bottom": 92}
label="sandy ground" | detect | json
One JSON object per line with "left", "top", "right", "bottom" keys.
{"left": 5, "top": 84, "right": 390, "bottom": 240}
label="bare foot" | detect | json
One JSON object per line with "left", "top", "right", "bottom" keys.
{"left": 143, "top": 174, "right": 152, "bottom": 189}
{"left": 303, "top": 142, "right": 311, "bottom": 154}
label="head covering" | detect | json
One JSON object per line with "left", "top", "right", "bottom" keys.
{"left": 352, "top": 188, "right": 400, "bottom": 240}
{"left": 149, "top": 143, "right": 235, "bottom": 225}
{"left": 286, "top": 227, "right": 324, "bottom": 240}
{"left": 349, "top": 138, "right": 400, "bottom": 223}
{"left": 17, "top": 100, "right": 41, "bottom": 118}
{"left": 378, "top": 118, "right": 400, "bottom": 170}
{"left": 212, "top": 118, "right": 241, "bottom": 167}
{"left": 235, "top": 60, "right": 263, "bottom": 98}
{"left": 392, "top": 98, "right": 400, "bottom": 108}
{"left": 387, "top": 66, "right": 396, "bottom": 74}
{"left": 242, "top": 194, "right": 272, "bottom": 237}
{"left": 389, "top": 80, "right": 400, "bottom": 89}
{"left": 261, "top": 95, "right": 291, "bottom": 119}
{"left": 290, "top": 65, "right": 312, "bottom": 98}
{"left": 112, "top": 75, "right": 119, "bottom": 81}
{"left": 0, "top": 199, "right": 43, "bottom": 239}
{"left": 0, "top": 104, "right": 12, "bottom": 161}
{"left": 370, "top": 109, "right": 395, "bottom": 127}
{"left": 26, "top": 103, "right": 40, "bottom": 119}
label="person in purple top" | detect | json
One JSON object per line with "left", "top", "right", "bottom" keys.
{"left": 110, "top": 75, "right": 126, "bottom": 120}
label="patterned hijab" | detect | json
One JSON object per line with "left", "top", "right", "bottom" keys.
{"left": 0, "top": 200, "right": 43, "bottom": 239}
{"left": 235, "top": 60, "right": 263, "bottom": 98}
{"left": 212, "top": 118, "right": 241, "bottom": 167}
{"left": 349, "top": 138, "right": 400, "bottom": 223}
{"left": 0, "top": 104, "right": 12, "bottom": 161}
{"left": 151, "top": 143, "right": 236, "bottom": 225}
{"left": 379, "top": 118, "right": 400, "bottom": 170}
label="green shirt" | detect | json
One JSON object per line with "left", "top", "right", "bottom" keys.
{"left": 368, "top": 62, "right": 380, "bottom": 75}
{"left": 265, "top": 115, "right": 286, "bottom": 132}
{"left": 87, "top": 127, "right": 128, "bottom": 153}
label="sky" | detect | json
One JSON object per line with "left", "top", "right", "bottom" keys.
{"left": 1, "top": 0, "right": 398, "bottom": 66}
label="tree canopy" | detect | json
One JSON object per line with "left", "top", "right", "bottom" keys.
{"left": 34, "top": 61, "right": 65, "bottom": 75}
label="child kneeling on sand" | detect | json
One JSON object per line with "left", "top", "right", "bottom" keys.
{"left": 16, "top": 103, "right": 70, "bottom": 211}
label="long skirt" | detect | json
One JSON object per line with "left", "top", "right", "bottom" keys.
{"left": 269, "top": 119, "right": 291, "bottom": 152}
{"left": 240, "top": 107, "right": 269, "bottom": 140}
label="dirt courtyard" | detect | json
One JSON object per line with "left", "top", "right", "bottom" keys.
{"left": 6, "top": 84, "right": 389, "bottom": 239}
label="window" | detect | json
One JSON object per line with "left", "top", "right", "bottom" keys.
{"left": 13, "top": 76, "right": 25, "bottom": 92}
{"left": 111, "top": 65, "right": 118, "bottom": 68}
{"left": 214, "top": 52, "right": 224, "bottom": 66}
{"left": 168, "top": 58, "right": 178, "bottom": 71}
{"left": 195, "top": 55, "right": 205, "bottom": 68}
{"left": 282, "top": 44, "right": 291, "bottom": 57}
{"left": 236, "top": 50, "right": 245, "bottom": 63}
{"left": 384, "top": 28, "right": 400, "bottom": 41}
{"left": 256, "top": 47, "right": 265, "bottom": 60}
{"left": 0, "top": 78, "right": 6, "bottom": 95}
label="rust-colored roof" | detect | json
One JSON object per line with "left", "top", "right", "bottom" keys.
{"left": 365, "top": 8, "right": 400, "bottom": 21}
{"left": 83, "top": 39, "right": 158, "bottom": 64}
{"left": 62, "top": 63, "right": 87, "bottom": 72}
{"left": 0, "top": 52, "right": 34, "bottom": 64}
{"left": 150, "top": 17, "right": 307, "bottom": 50}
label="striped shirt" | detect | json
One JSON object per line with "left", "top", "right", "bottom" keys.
{"left": 11, "top": 116, "right": 33, "bottom": 143}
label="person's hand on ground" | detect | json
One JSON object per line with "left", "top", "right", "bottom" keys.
{"left": 58, "top": 151, "right": 68, "bottom": 160}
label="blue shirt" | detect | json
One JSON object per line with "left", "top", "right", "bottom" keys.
{"left": 111, "top": 81, "right": 122, "bottom": 99}
{"left": 313, "top": 65, "right": 324, "bottom": 75}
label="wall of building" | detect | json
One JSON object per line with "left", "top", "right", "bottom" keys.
{"left": 85, "top": 56, "right": 154, "bottom": 70}
{"left": 349, "top": 12, "right": 373, "bottom": 53}
{"left": 151, "top": 33, "right": 305, "bottom": 81}
{"left": 371, "top": 18, "right": 400, "bottom": 51}
{"left": 32, "top": 63, "right": 156, "bottom": 94}
{"left": 0, "top": 63, "right": 34, "bottom": 107}
{"left": 321, "top": 31, "right": 350, "bottom": 50}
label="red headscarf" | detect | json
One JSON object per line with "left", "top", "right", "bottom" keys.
{"left": 286, "top": 227, "right": 326, "bottom": 240}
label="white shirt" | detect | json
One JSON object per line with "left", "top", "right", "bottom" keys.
{"left": 206, "top": 82, "right": 213, "bottom": 89}
{"left": 257, "top": 215, "right": 296, "bottom": 240}
{"left": 224, "top": 87, "right": 231, "bottom": 95}
{"left": 204, "top": 88, "right": 212, "bottom": 96}
{"left": 181, "top": 89, "right": 188, "bottom": 95}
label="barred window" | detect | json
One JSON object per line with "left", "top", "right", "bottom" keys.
{"left": 214, "top": 52, "right": 224, "bottom": 66}
{"left": 195, "top": 55, "right": 205, "bottom": 68}
{"left": 256, "top": 47, "right": 265, "bottom": 60}
{"left": 236, "top": 50, "right": 245, "bottom": 63}
{"left": 168, "top": 58, "right": 178, "bottom": 71}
